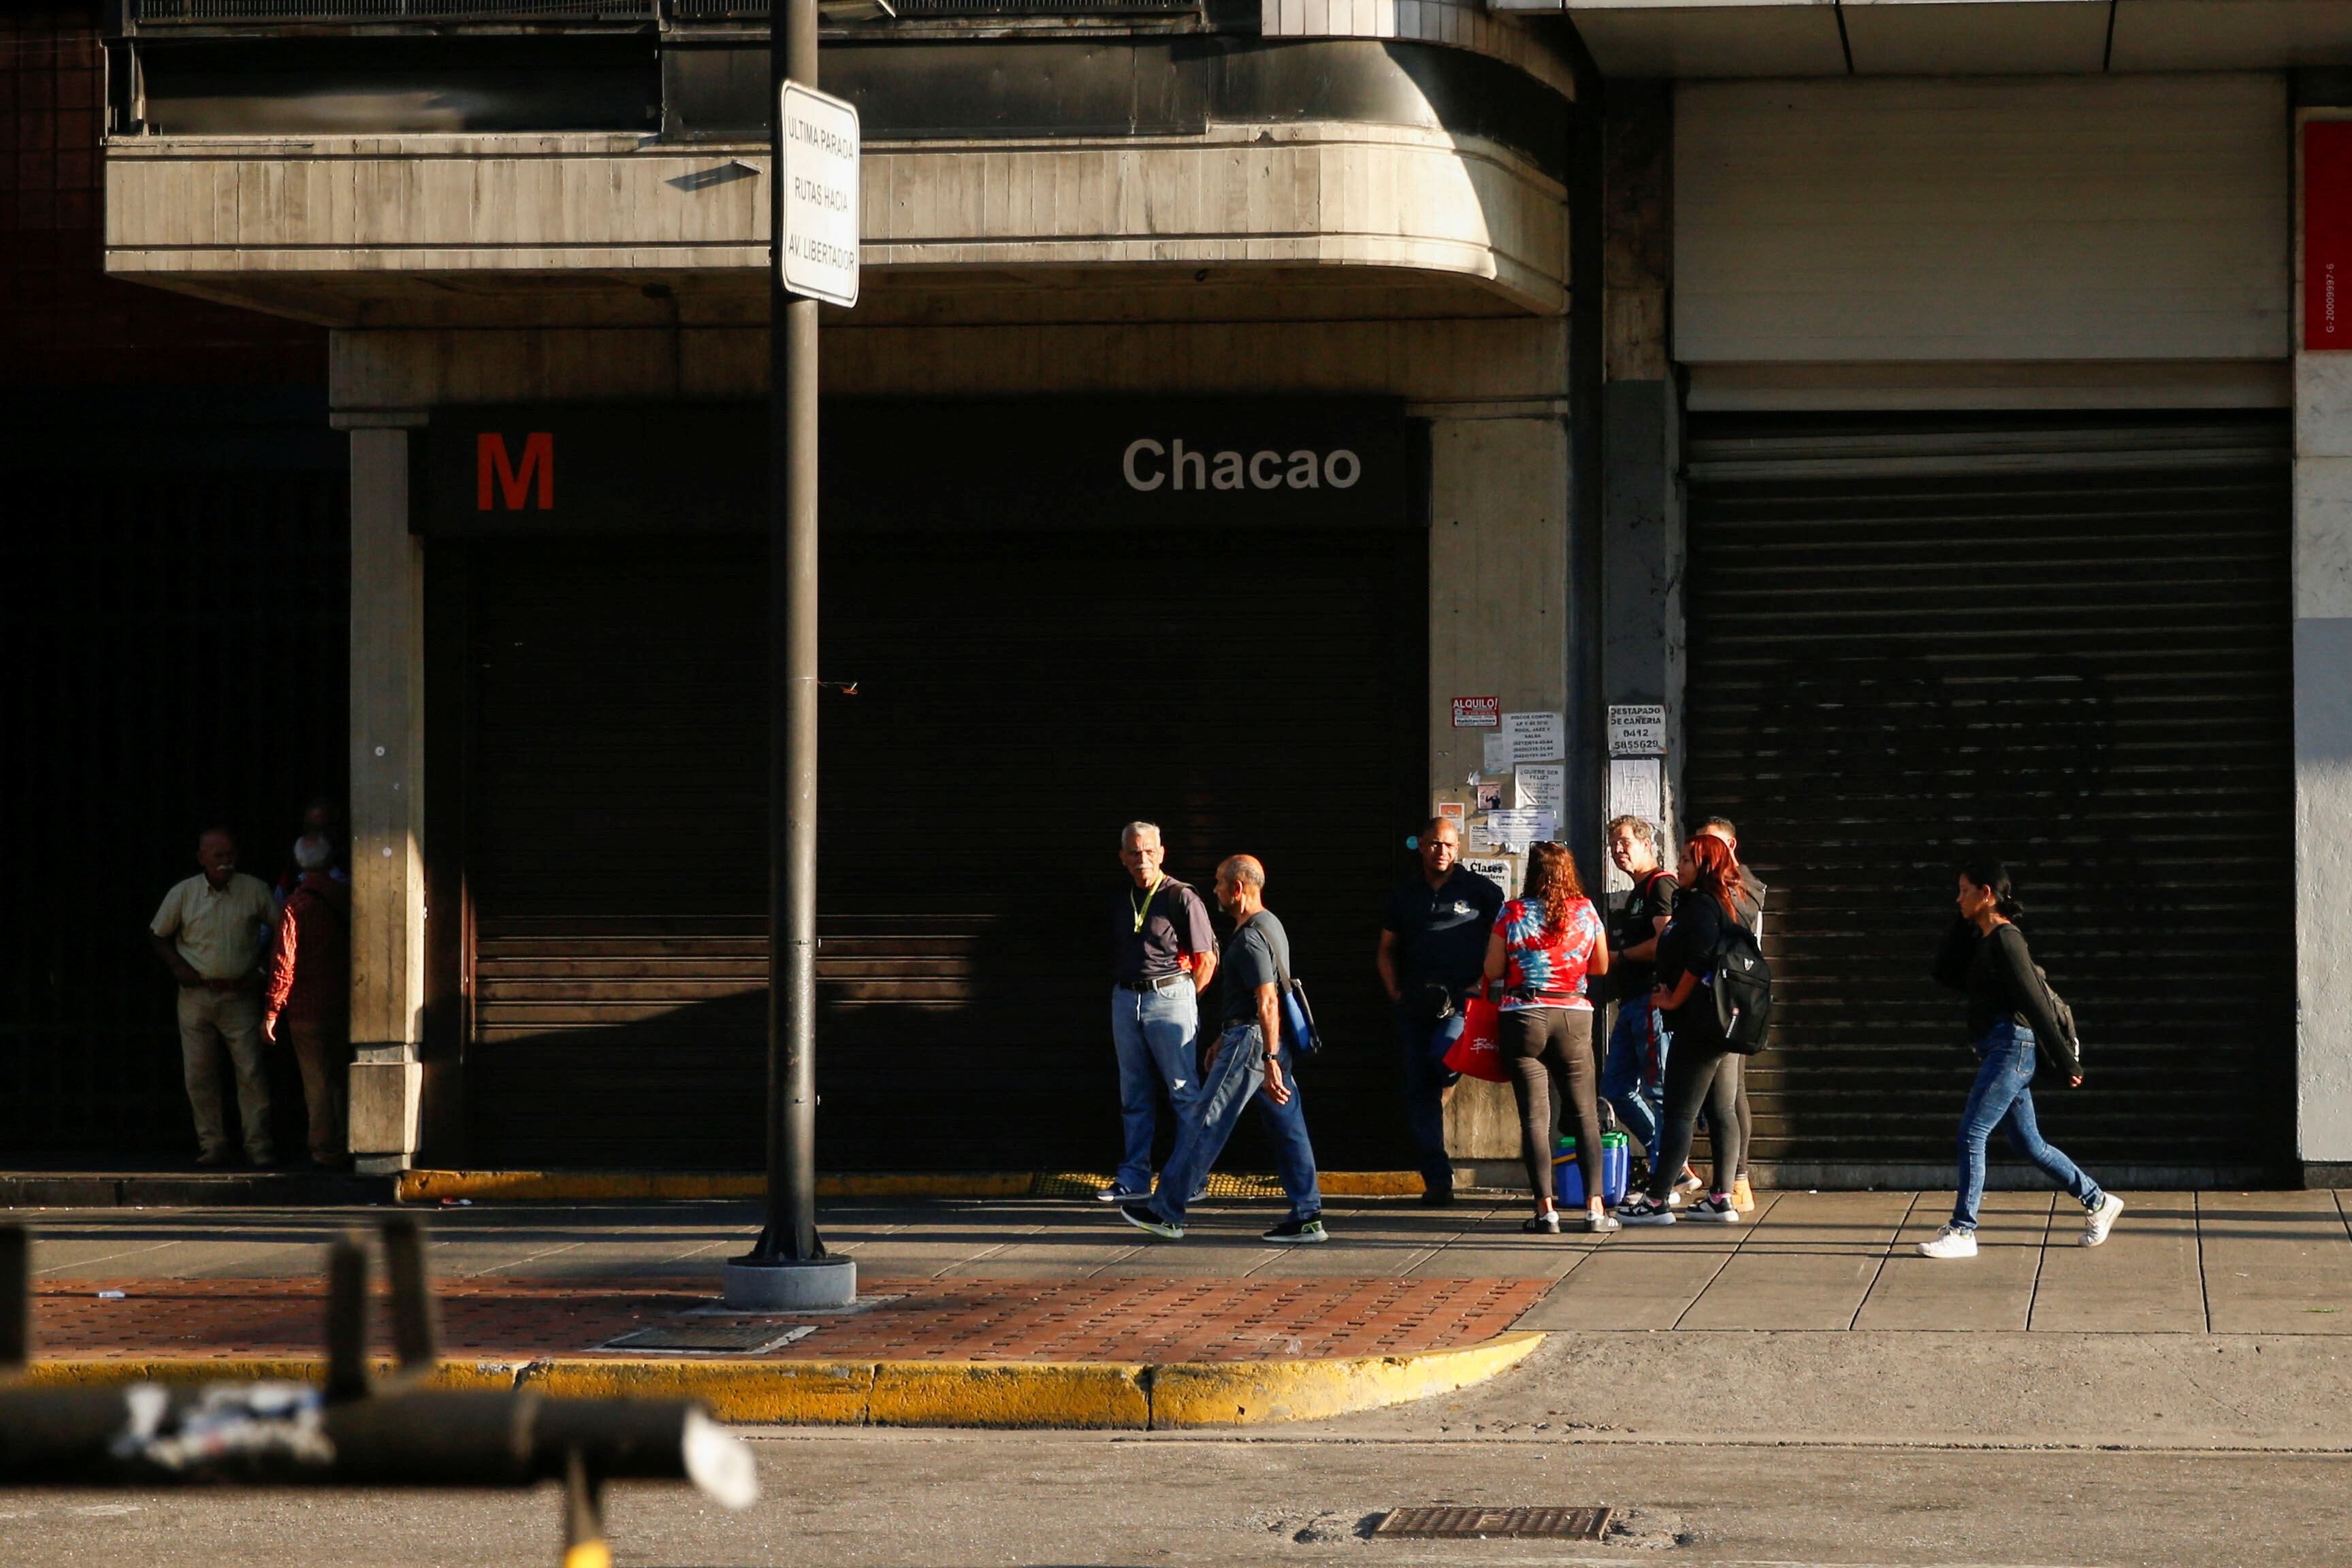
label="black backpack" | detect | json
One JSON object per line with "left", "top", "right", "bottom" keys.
{"left": 2033, "top": 962, "right": 2083, "bottom": 1073}
{"left": 1705, "top": 919, "right": 1774, "bottom": 1054}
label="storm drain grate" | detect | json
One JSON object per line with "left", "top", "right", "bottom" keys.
{"left": 1372, "top": 1507, "right": 1612, "bottom": 1541}
{"left": 597, "top": 1322, "right": 815, "bottom": 1354}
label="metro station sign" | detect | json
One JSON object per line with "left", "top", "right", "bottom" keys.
{"left": 779, "top": 82, "right": 860, "bottom": 309}
{"left": 2308, "top": 121, "right": 2352, "bottom": 350}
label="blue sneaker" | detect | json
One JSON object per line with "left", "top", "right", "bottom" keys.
{"left": 1096, "top": 1185, "right": 1151, "bottom": 1205}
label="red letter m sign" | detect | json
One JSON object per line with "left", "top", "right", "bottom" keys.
{"left": 477, "top": 432, "right": 554, "bottom": 510}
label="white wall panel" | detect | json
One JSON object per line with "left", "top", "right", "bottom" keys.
{"left": 1675, "top": 75, "right": 2291, "bottom": 364}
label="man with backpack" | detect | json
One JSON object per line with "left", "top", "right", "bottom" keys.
{"left": 1118, "top": 854, "right": 1327, "bottom": 1245}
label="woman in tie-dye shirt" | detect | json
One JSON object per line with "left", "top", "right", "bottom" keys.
{"left": 1481, "top": 843, "right": 1611, "bottom": 1234}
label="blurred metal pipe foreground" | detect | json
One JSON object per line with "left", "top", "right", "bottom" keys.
{"left": 0, "top": 1382, "right": 754, "bottom": 1504}
{"left": 0, "top": 1220, "right": 756, "bottom": 1565}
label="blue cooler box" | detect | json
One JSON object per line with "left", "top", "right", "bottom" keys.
{"left": 1553, "top": 1131, "right": 1631, "bottom": 1207}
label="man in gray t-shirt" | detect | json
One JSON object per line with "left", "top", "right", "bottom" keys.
{"left": 1219, "top": 905, "right": 1288, "bottom": 1028}
{"left": 1118, "top": 854, "right": 1327, "bottom": 1245}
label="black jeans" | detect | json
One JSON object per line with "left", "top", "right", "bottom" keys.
{"left": 1645, "top": 1038, "right": 1743, "bottom": 1200}
{"left": 1500, "top": 1006, "right": 1602, "bottom": 1208}
{"left": 1703, "top": 1054, "right": 1755, "bottom": 1180}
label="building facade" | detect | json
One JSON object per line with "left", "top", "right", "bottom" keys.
{"left": 1, "top": 3, "right": 345, "bottom": 1164}
{"left": 87, "top": 0, "right": 2352, "bottom": 1186}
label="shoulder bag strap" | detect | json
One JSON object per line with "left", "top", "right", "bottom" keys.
{"left": 1236, "top": 913, "right": 1290, "bottom": 990}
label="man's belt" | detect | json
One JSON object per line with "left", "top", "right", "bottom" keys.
{"left": 1118, "top": 976, "right": 1190, "bottom": 993}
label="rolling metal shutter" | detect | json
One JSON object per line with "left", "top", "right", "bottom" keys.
{"left": 460, "top": 527, "right": 1427, "bottom": 1170}
{"left": 1680, "top": 414, "right": 2293, "bottom": 1186}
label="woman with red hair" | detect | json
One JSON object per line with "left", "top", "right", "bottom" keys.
{"left": 1481, "top": 841, "right": 1613, "bottom": 1233}
{"left": 1617, "top": 835, "right": 1747, "bottom": 1225}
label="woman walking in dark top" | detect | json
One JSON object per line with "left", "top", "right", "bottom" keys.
{"left": 1921, "top": 860, "right": 2123, "bottom": 1260}
{"left": 1617, "top": 835, "right": 1746, "bottom": 1226}
{"left": 1481, "top": 840, "right": 1614, "bottom": 1234}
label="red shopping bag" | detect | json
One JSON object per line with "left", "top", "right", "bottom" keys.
{"left": 1442, "top": 996, "right": 1509, "bottom": 1083}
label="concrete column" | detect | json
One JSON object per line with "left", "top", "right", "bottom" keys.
{"left": 1425, "top": 412, "right": 1571, "bottom": 1164}
{"left": 343, "top": 418, "right": 427, "bottom": 1173}
{"left": 1600, "top": 381, "right": 1683, "bottom": 851}
{"left": 1600, "top": 80, "right": 1684, "bottom": 892}
{"left": 2300, "top": 105, "right": 2352, "bottom": 1181}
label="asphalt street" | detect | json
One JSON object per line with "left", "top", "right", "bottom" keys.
{"left": 0, "top": 1428, "right": 2342, "bottom": 1568}
{"left": 8, "top": 1194, "right": 2351, "bottom": 1565}
{"left": 7, "top": 1325, "right": 2351, "bottom": 1568}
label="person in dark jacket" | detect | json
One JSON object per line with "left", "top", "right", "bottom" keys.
{"left": 1920, "top": 859, "right": 2123, "bottom": 1259}
{"left": 1616, "top": 834, "right": 1748, "bottom": 1226}
{"left": 1697, "top": 817, "right": 1762, "bottom": 1211}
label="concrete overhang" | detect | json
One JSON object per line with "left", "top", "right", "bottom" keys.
{"left": 1492, "top": 0, "right": 2352, "bottom": 77}
{"left": 103, "top": 121, "right": 1568, "bottom": 326}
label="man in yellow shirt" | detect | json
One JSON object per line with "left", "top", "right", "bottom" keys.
{"left": 150, "top": 829, "right": 279, "bottom": 1166}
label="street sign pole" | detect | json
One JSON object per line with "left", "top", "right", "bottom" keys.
{"left": 725, "top": 0, "right": 857, "bottom": 1310}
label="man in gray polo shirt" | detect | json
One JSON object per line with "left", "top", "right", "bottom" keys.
{"left": 150, "top": 828, "right": 279, "bottom": 1167}
{"left": 1102, "top": 821, "right": 1219, "bottom": 1205}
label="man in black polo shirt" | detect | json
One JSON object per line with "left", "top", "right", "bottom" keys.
{"left": 1102, "top": 820, "right": 1220, "bottom": 1206}
{"left": 1376, "top": 817, "right": 1502, "bottom": 1205}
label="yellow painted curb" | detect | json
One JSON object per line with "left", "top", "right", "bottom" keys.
{"left": 1146, "top": 1330, "right": 1545, "bottom": 1426}
{"left": 7, "top": 1334, "right": 1541, "bottom": 1428}
{"left": 869, "top": 1360, "right": 1149, "bottom": 1428}
{"left": 395, "top": 1169, "right": 1434, "bottom": 1203}
{"left": 521, "top": 1358, "right": 875, "bottom": 1425}
{"left": 16, "top": 1359, "right": 519, "bottom": 1392}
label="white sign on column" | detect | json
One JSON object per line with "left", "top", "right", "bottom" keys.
{"left": 779, "top": 82, "right": 861, "bottom": 309}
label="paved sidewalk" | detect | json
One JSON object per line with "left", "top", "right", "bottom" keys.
{"left": 14, "top": 1188, "right": 2352, "bottom": 1343}
{"left": 30, "top": 1274, "right": 1546, "bottom": 1363}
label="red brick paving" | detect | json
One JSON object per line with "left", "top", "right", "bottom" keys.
{"left": 33, "top": 1275, "right": 1547, "bottom": 1364}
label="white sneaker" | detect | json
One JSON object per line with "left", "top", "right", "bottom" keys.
{"left": 1917, "top": 1225, "right": 1978, "bottom": 1260}
{"left": 2082, "top": 1194, "right": 2125, "bottom": 1247}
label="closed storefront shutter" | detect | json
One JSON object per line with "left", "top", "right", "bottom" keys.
{"left": 460, "top": 525, "right": 1427, "bottom": 1171}
{"left": 1680, "top": 414, "right": 2293, "bottom": 1185}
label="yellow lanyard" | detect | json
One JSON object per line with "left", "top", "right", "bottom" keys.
{"left": 1130, "top": 874, "right": 1163, "bottom": 934}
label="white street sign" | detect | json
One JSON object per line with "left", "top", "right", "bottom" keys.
{"left": 778, "top": 82, "right": 860, "bottom": 308}
{"left": 1608, "top": 703, "right": 1666, "bottom": 757}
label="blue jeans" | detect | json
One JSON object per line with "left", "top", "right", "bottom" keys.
{"left": 1599, "top": 998, "right": 1669, "bottom": 1160}
{"left": 1153, "top": 1023, "right": 1321, "bottom": 1227}
{"left": 1952, "top": 1021, "right": 2104, "bottom": 1230}
{"left": 1110, "top": 981, "right": 1202, "bottom": 1194}
{"left": 1394, "top": 1003, "right": 1465, "bottom": 1191}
